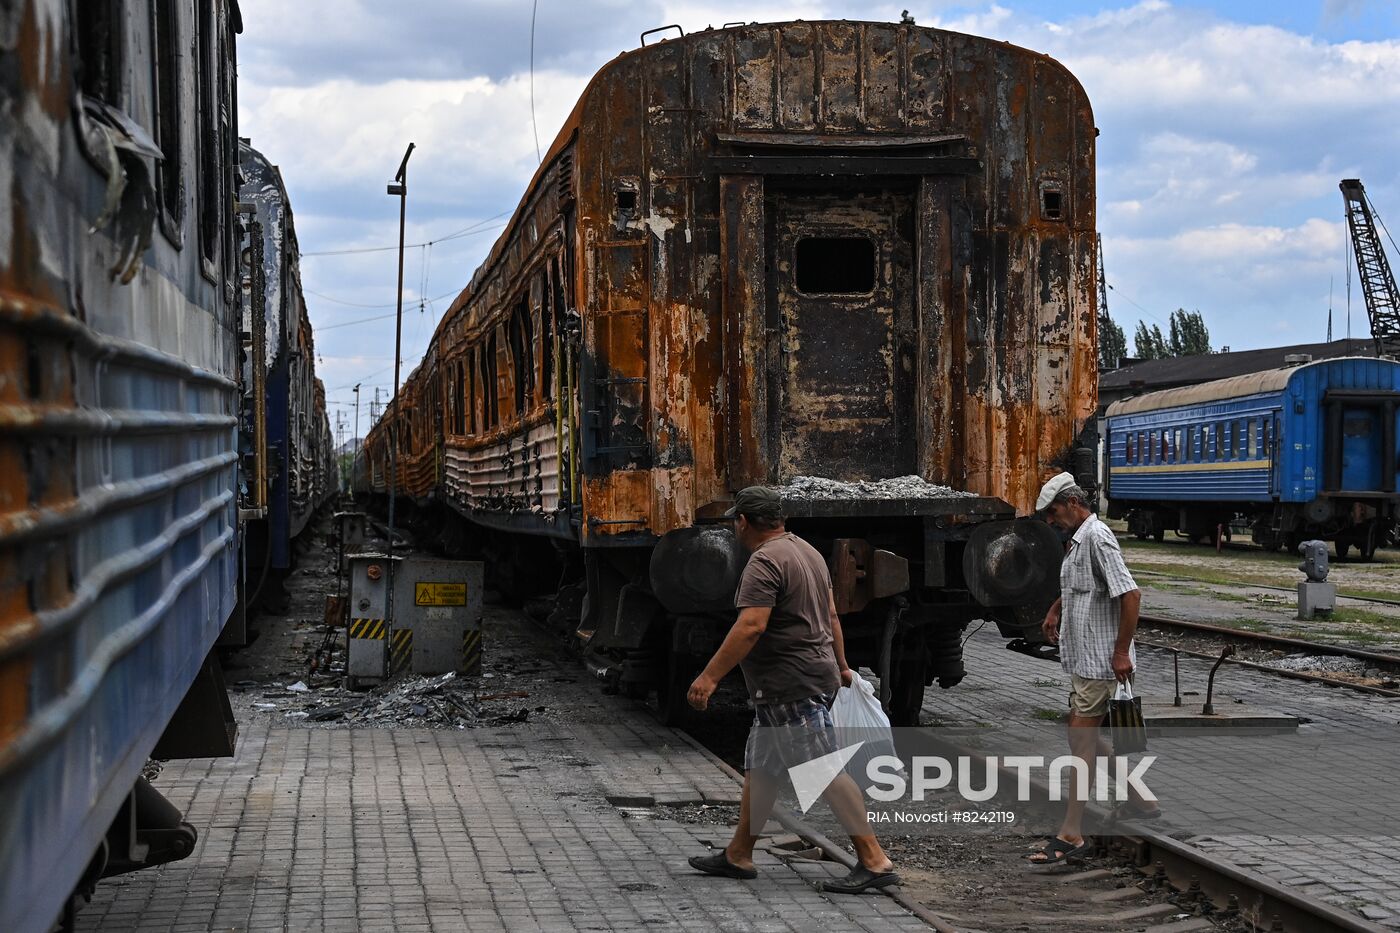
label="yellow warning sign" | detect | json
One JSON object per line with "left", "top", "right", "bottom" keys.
{"left": 415, "top": 582, "right": 467, "bottom": 606}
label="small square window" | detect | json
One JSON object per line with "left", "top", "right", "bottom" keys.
{"left": 795, "top": 237, "right": 876, "bottom": 295}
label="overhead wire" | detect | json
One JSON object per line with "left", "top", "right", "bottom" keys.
{"left": 530, "top": 0, "right": 542, "bottom": 164}
{"left": 300, "top": 214, "right": 509, "bottom": 257}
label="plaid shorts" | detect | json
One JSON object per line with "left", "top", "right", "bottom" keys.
{"left": 743, "top": 693, "right": 838, "bottom": 777}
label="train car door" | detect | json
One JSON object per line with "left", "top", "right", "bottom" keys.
{"left": 1340, "top": 408, "right": 1382, "bottom": 491}
{"left": 769, "top": 190, "right": 917, "bottom": 481}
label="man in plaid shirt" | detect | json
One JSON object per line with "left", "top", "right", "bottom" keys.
{"left": 1028, "top": 473, "right": 1158, "bottom": 866}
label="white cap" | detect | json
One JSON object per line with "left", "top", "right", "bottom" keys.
{"left": 1035, "top": 471, "right": 1077, "bottom": 511}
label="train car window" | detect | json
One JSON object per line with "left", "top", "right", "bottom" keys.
{"left": 455, "top": 362, "right": 466, "bottom": 435}
{"left": 1175, "top": 429, "right": 1184, "bottom": 462}
{"left": 197, "top": 6, "right": 219, "bottom": 267}
{"left": 1247, "top": 420, "right": 1257, "bottom": 458}
{"left": 494, "top": 326, "right": 511, "bottom": 425}
{"left": 540, "top": 266, "right": 555, "bottom": 402}
{"left": 1161, "top": 431, "right": 1170, "bottom": 463}
{"left": 508, "top": 300, "right": 531, "bottom": 415}
{"left": 795, "top": 237, "right": 876, "bottom": 295}
{"left": 466, "top": 355, "right": 477, "bottom": 435}
{"left": 1039, "top": 181, "right": 1066, "bottom": 221}
{"left": 1262, "top": 419, "right": 1271, "bottom": 456}
{"left": 1201, "top": 425, "right": 1211, "bottom": 461}
{"left": 149, "top": 0, "right": 184, "bottom": 235}
{"left": 485, "top": 334, "right": 500, "bottom": 428}
{"left": 77, "top": 1, "right": 123, "bottom": 104}
{"left": 1125, "top": 434, "right": 1134, "bottom": 464}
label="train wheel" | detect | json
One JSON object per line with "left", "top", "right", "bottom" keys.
{"left": 1336, "top": 540, "right": 1352, "bottom": 561}
{"left": 1152, "top": 529, "right": 1165, "bottom": 543}
{"left": 885, "top": 659, "right": 928, "bottom": 727}
{"left": 1360, "top": 524, "right": 1380, "bottom": 562}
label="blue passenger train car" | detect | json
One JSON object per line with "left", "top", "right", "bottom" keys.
{"left": 1104, "top": 357, "right": 1400, "bottom": 559}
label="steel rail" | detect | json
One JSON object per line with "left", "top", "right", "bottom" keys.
{"left": 1138, "top": 613, "right": 1400, "bottom": 667}
{"left": 903, "top": 729, "right": 1387, "bottom": 933}
{"left": 1136, "top": 567, "right": 1400, "bottom": 608}
{"left": 1137, "top": 637, "right": 1400, "bottom": 698}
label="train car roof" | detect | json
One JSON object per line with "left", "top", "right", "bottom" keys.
{"left": 1105, "top": 357, "right": 1397, "bottom": 417}
{"left": 429, "top": 18, "right": 1089, "bottom": 349}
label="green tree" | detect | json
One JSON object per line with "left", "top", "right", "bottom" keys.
{"left": 1099, "top": 313, "right": 1127, "bottom": 370}
{"left": 1167, "top": 308, "right": 1212, "bottom": 356}
{"left": 1134, "top": 321, "right": 1169, "bottom": 360}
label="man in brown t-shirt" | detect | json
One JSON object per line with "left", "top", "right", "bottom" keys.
{"left": 686, "top": 486, "right": 899, "bottom": 894}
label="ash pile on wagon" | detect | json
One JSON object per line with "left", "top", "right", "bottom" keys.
{"left": 779, "top": 475, "right": 977, "bottom": 501}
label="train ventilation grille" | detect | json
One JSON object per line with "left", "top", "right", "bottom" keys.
{"left": 557, "top": 153, "right": 575, "bottom": 206}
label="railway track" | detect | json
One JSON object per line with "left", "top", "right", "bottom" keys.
{"left": 1138, "top": 613, "right": 1400, "bottom": 698}
{"left": 1137, "top": 567, "right": 1400, "bottom": 609}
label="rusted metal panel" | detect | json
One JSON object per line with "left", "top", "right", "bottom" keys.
{"left": 733, "top": 28, "right": 778, "bottom": 130}
{"left": 777, "top": 22, "right": 817, "bottom": 131}
{"left": 861, "top": 23, "right": 904, "bottom": 131}
{"left": 819, "top": 22, "right": 860, "bottom": 130}
{"left": 720, "top": 174, "right": 768, "bottom": 487}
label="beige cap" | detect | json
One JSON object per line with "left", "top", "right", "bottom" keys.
{"left": 1035, "top": 471, "right": 1077, "bottom": 511}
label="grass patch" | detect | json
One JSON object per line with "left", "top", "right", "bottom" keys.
{"left": 1032, "top": 708, "right": 1064, "bottom": 722}
{"left": 1322, "top": 608, "right": 1400, "bottom": 631}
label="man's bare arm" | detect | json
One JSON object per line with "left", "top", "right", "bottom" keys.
{"left": 1112, "top": 589, "right": 1141, "bottom": 681}
{"left": 687, "top": 607, "right": 771, "bottom": 710}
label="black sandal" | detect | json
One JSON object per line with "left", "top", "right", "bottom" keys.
{"left": 688, "top": 850, "right": 757, "bottom": 880}
{"left": 1026, "top": 836, "right": 1090, "bottom": 866}
{"left": 819, "top": 864, "right": 901, "bottom": 894}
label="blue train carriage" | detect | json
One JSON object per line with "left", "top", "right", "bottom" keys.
{"left": 1105, "top": 357, "right": 1400, "bottom": 560}
{"left": 1, "top": 2, "right": 245, "bottom": 930}
{"left": 237, "top": 140, "right": 335, "bottom": 614}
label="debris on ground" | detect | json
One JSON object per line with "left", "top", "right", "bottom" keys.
{"left": 779, "top": 475, "right": 976, "bottom": 501}
{"left": 1266, "top": 654, "right": 1371, "bottom": 675}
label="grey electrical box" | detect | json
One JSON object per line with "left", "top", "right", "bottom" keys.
{"left": 391, "top": 558, "right": 485, "bottom": 675}
{"left": 335, "top": 511, "right": 368, "bottom": 574}
{"left": 347, "top": 553, "right": 398, "bottom": 687}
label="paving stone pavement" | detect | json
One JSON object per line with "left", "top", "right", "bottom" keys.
{"left": 923, "top": 623, "right": 1400, "bottom": 928}
{"left": 77, "top": 693, "right": 928, "bottom": 932}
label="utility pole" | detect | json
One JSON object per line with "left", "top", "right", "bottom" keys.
{"left": 353, "top": 383, "right": 362, "bottom": 454}
{"left": 385, "top": 142, "right": 415, "bottom": 635}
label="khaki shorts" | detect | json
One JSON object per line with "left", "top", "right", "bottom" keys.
{"left": 1067, "top": 674, "right": 1129, "bottom": 719}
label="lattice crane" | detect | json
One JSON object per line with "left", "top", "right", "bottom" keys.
{"left": 1341, "top": 178, "right": 1400, "bottom": 357}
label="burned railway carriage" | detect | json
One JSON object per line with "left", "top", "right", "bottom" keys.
{"left": 358, "top": 22, "right": 1098, "bottom": 724}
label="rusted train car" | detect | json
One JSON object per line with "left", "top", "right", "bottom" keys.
{"left": 358, "top": 20, "right": 1097, "bottom": 724}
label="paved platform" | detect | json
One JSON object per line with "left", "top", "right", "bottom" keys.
{"left": 932, "top": 624, "right": 1400, "bottom": 927}
{"left": 77, "top": 630, "right": 929, "bottom": 933}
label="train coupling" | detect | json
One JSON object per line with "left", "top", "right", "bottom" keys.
{"left": 829, "top": 539, "right": 910, "bottom": 614}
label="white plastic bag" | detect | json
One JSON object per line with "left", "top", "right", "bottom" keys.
{"left": 830, "top": 672, "right": 899, "bottom": 781}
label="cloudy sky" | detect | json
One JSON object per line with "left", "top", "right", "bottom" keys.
{"left": 233, "top": 0, "right": 1400, "bottom": 439}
